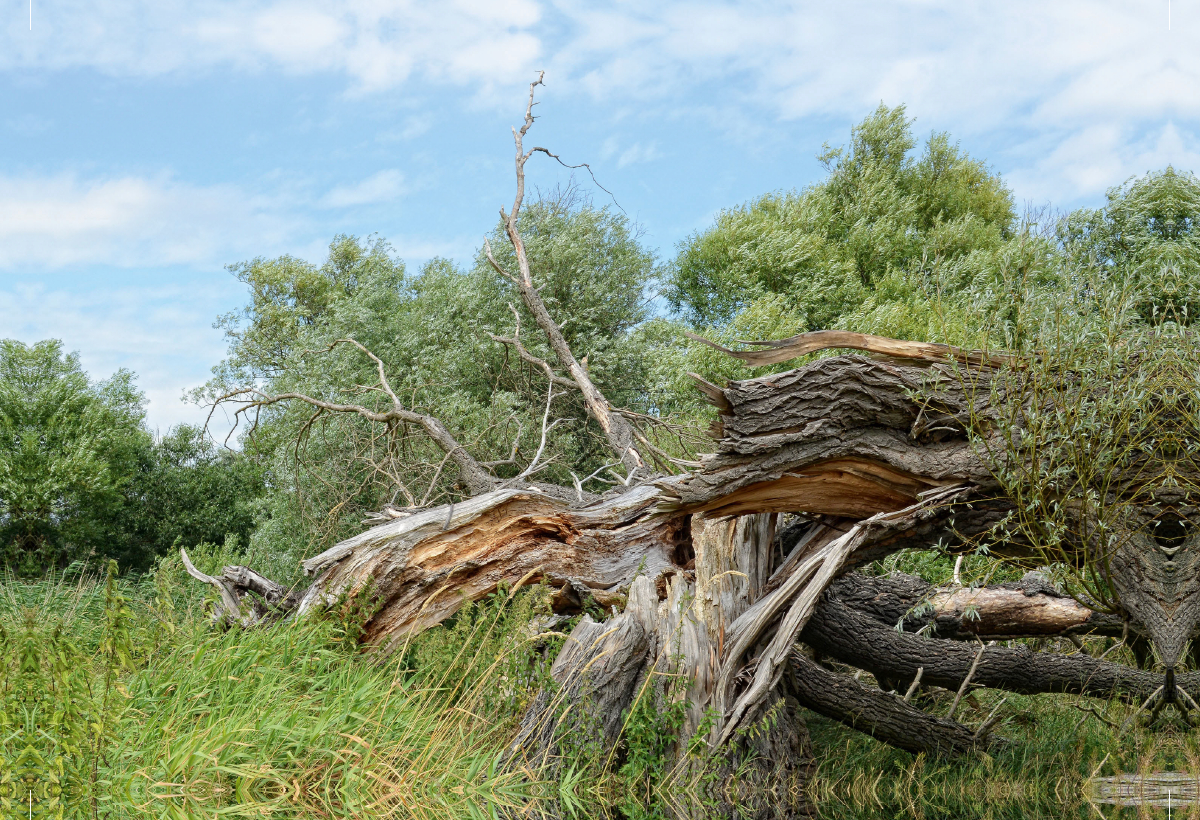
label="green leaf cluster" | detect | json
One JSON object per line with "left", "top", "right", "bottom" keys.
{"left": 0, "top": 340, "right": 265, "bottom": 575}
{"left": 0, "top": 340, "right": 148, "bottom": 574}
{"left": 665, "top": 103, "right": 1014, "bottom": 333}
{"left": 206, "top": 192, "right": 661, "bottom": 558}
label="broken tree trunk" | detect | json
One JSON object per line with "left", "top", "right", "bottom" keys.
{"left": 186, "top": 344, "right": 1016, "bottom": 761}
{"left": 190, "top": 330, "right": 1193, "bottom": 767}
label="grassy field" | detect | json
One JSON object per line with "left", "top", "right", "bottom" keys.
{"left": 0, "top": 545, "right": 1190, "bottom": 820}
{"left": 0, "top": 547, "right": 580, "bottom": 820}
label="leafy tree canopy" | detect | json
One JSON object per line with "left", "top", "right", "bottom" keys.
{"left": 122, "top": 424, "right": 265, "bottom": 567}
{"left": 0, "top": 340, "right": 148, "bottom": 573}
{"left": 665, "top": 104, "right": 1015, "bottom": 332}
{"left": 1058, "top": 167, "right": 1200, "bottom": 324}
{"left": 0, "top": 340, "right": 266, "bottom": 575}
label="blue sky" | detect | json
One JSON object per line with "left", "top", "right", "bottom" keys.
{"left": 0, "top": 0, "right": 1195, "bottom": 435}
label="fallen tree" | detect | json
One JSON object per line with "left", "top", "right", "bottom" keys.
{"left": 188, "top": 75, "right": 1200, "bottom": 797}
{"left": 187, "top": 323, "right": 1200, "bottom": 757}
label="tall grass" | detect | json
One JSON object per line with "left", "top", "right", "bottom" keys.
{"left": 2, "top": 548, "right": 1182, "bottom": 820}
{"left": 0, "top": 555, "right": 571, "bottom": 820}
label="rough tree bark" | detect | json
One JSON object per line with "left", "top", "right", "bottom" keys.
{"left": 801, "top": 572, "right": 1197, "bottom": 704}
{"left": 193, "top": 324, "right": 1193, "bottom": 774}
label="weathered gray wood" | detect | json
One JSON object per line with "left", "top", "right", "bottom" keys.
{"left": 715, "top": 484, "right": 973, "bottom": 743}
{"left": 691, "top": 512, "right": 774, "bottom": 638}
{"left": 685, "top": 328, "right": 1016, "bottom": 369}
{"left": 181, "top": 548, "right": 301, "bottom": 626}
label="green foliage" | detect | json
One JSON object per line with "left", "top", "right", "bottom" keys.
{"left": 124, "top": 425, "right": 265, "bottom": 565}
{"left": 0, "top": 565, "right": 570, "bottom": 819}
{"left": 0, "top": 339, "right": 150, "bottom": 574}
{"left": 666, "top": 104, "right": 1014, "bottom": 333}
{"left": 923, "top": 169, "right": 1200, "bottom": 616}
{"left": 655, "top": 106, "right": 1051, "bottom": 422}
{"left": 1058, "top": 166, "right": 1200, "bottom": 324}
{"left": 207, "top": 195, "right": 661, "bottom": 562}
{"left": 0, "top": 338, "right": 266, "bottom": 575}
{"left": 405, "top": 582, "right": 562, "bottom": 720}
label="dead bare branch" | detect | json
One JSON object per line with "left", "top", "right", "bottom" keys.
{"left": 495, "top": 72, "right": 647, "bottom": 478}
{"left": 210, "top": 337, "right": 498, "bottom": 495}
{"left": 489, "top": 304, "right": 578, "bottom": 389}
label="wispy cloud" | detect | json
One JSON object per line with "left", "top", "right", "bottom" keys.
{"left": 0, "top": 172, "right": 301, "bottom": 269}
{"left": 322, "top": 169, "right": 406, "bottom": 207}
{"left": 3, "top": 0, "right": 544, "bottom": 92}
{"left": 4, "top": 1, "right": 1193, "bottom": 201}
{"left": 601, "top": 137, "right": 661, "bottom": 169}
{"left": 1008, "top": 122, "right": 1200, "bottom": 205}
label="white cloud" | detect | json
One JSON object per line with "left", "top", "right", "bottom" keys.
{"left": 0, "top": 172, "right": 301, "bottom": 269}
{"left": 5, "top": 1, "right": 1196, "bottom": 202}
{"left": 601, "top": 137, "right": 661, "bottom": 169}
{"left": 1008, "top": 122, "right": 1200, "bottom": 205}
{"left": 3, "top": 0, "right": 544, "bottom": 92}
{"left": 322, "top": 169, "right": 406, "bottom": 207}
{"left": 549, "top": 1, "right": 1200, "bottom": 201}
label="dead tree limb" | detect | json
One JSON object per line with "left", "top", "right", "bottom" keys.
{"left": 210, "top": 338, "right": 498, "bottom": 496}
{"left": 828, "top": 571, "right": 1130, "bottom": 640}
{"left": 187, "top": 325, "right": 1200, "bottom": 763}
{"left": 684, "top": 328, "right": 1017, "bottom": 369}
{"left": 181, "top": 548, "right": 300, "bottom": 627}
{"left": 714, "top": 484, "right": 973, "bottom": 744}
{"left": 484, "top": 73, "right": 648, "bottom": 478}
{"left": 489, "top": 304, "right": 579, "bottom": 390}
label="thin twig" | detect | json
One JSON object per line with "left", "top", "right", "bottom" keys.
{"left": 515, "top": 381, "right": 564, "bottom": 480}
{"left": 570, "top": 461, "right": 620, "bottom": 502}
{"left": 903, "top": 667, "right": 924, "bottom": 703}
{"left": 948, "top": 641, "right": 991, "bottom": 720}
{"left": 973, "top": 696, "right": 1009, "bottom": 739}
{"left": 1118, "top": 685, "right": 1164, "bottom": 736}
{"left": 1072, "top": 702, "right": 1119, "bottom": 729}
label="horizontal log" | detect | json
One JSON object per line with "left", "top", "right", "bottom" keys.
{"left": 827, "top": 571, "right": 1129, "bottom": 640}
{"left": 789, "top": 650, "right": 1004, "bottom": 757}
{"left": 923, "top": 585, "right": 1126, "bottom": 640}
{"left": 802, "top": 584, "right": 1188, "bottom": 703}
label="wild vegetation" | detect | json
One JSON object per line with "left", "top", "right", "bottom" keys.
{"left": 4, "top": 92, "right": 1200, "bottom": 819}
